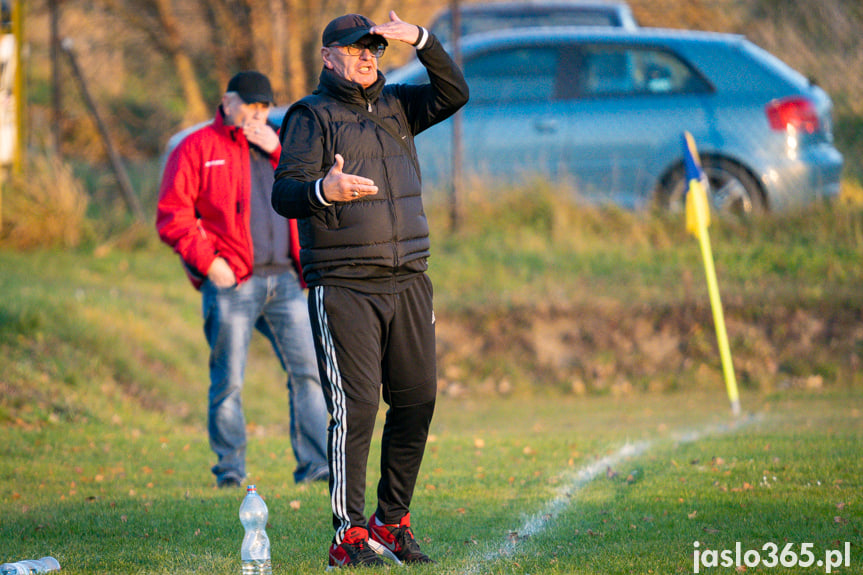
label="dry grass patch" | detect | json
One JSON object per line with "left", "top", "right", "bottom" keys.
{"left": 1, "top": 152, "right": 90, "bottom": 249}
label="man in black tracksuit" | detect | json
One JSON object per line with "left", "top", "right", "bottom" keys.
{"left": 271, "top": 10, "right": 468, "bottom": 569}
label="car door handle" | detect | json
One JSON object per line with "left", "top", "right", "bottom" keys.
{"left": 534, "top": 118, "right": 559, "bottom": 133}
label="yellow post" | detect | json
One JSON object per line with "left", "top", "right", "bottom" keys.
{"left": 12, "top": 0, "right": 23, "bottom": 175}
{"left": 683, "top": 132, "right": 741, "bottom": 416}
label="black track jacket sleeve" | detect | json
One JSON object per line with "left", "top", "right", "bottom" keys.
{"left": 271, "top": 32, "right": 468, "bottom": 220}
{"left": 390, "top": 33, "right": 470, "bottom": 136}
{"left": 271, "top": 106, "right": 327, "bottom": 219}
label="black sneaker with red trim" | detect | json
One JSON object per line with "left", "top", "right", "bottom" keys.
{"left": 328, "top": 526, "right": 387, "bottom": 569}
{"left": 368, "top": 512, "right": 436, "bottom": 564}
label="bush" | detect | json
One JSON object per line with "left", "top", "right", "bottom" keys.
{"left": 0, "top": 151, "right": 91, "bottom": 249}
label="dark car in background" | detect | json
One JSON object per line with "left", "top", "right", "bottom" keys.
{"left": 427, "top": 0, "right": 638, "bottom": 41}
{"left": 386, "top": 27, "right": 843, "bottom": 213}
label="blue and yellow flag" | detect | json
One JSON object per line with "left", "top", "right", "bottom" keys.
{"left": 682, "top": 131, "right": 710, "bottom": 238}
{"left": 680, "top": 132, "right": 741, "bottom": 416}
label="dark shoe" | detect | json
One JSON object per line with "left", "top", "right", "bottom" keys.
{"left": 217, "top": 476, "right": 242, "bottom": 489}
{"left": 368, "top": 512, "right": 436, "bottom": 564}
{"left": 328, "top": 526, "right": 387, "bottom": 569}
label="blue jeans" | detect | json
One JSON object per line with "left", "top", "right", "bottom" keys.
{"left": 202, "top": 270, "right": 329, "bottom": 484}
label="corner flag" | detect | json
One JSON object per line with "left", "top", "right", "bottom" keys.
{"left": 683, "top": 132, "right": 710, "bottom": 238}
{"left": 681, "top": 132, "right": 741, "bottom": 417}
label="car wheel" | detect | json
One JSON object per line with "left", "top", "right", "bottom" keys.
{"left": 656, "top": 157, "right": 765, "bottom": 215}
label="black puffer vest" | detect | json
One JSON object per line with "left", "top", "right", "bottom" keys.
{"left": 289, "top": 69, "right": 429, "bottom": 291}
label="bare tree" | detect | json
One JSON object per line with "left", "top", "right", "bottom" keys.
{"left": 102, "top": 0, "right": 210, "bottom": 125}
{"left": 201, "top": 0, "right": 255, "bottom": 70}
{"left": 199, "top": 0, "right": 232, "bottom": 93}
{"left": 267, "top": 0, "right": 287, "bottom": 101}
{"left": 283, "top": 0, "right": 307, "bottom": 102}
{"left": 198, "top": 0, "right": 285, "bottom": 96}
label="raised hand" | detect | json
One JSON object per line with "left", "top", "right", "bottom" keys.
{"left": 243, "top": 122, "right": 279, "bottom": 154}
{"left": 370, "top": 11, "right": 421, "bottom": 46}
{"left": 322, "top": 153, "right": 379, "bottom": 202}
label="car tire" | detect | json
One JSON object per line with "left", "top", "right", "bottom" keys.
{"left": 656, "top": 157, "right": 765, "bottom": 215}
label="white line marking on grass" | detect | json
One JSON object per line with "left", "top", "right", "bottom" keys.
{"left": 462, "top": 414, "right": 762, "bottom": 574}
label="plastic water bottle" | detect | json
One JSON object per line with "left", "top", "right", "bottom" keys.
{"left": 0, "top": 557, "right": 60, "bottom": 574}
{"left": 239, "top": 485, "right": 271, "bottom": 575}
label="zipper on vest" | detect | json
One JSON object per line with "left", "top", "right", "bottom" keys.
{"left": 366, "top": 99, "right": 372, "bottom": 112}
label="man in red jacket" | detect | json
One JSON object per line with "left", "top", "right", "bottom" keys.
{"left": 157, "top": 71, "right": 329, "bottom": 488}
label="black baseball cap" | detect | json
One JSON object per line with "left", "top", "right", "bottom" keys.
{"left": 226, "top": 71, "right": 274, "bottom": 105}
{"left": 322, "top": 14, "right": 387, "bottom": 47}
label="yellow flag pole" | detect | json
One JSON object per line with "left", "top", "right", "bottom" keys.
{"left": 683, "top": 132, "right": 741, "bottom": 416}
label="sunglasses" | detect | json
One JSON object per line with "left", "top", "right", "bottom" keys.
{"left": 336, "top": 41, "right": 387, "bottom": 58}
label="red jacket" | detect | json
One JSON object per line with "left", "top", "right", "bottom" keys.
{"left": 156, "top": 110, "right": 303, "bottom": 290}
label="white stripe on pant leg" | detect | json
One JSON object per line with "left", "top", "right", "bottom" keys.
{"left": 314, "top": 286, "right": 350, "bottom": 544}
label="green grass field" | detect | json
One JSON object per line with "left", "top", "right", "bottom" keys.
{"left": 2, "top": 201, "right": 863, "bottom": 573}
{"left": 2, "top": 390, "right": 861, "bottom": 574}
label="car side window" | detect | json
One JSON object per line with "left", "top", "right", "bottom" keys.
{"left": 558, "top": 45, "right": 712, "bottom": 99}
{"left": 464, "top": 47, "right": 559, "bottom": 104}
{"left": 636, "top": 49, "right": 712, "bottom": 94}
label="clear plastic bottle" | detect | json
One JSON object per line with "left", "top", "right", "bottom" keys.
{"left": 239, "top": 485, "right": 271, "bottom": 575}
{"left": 0, "top": 557, "right": 61, "bottom": 574}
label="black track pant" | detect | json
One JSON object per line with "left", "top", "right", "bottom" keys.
{"left": 308, "top": 274, "right": 437, "bottom": 544}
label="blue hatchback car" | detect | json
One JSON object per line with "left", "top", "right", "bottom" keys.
{"left": 386, "top": 27, "right": 844, "bottom": 213}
